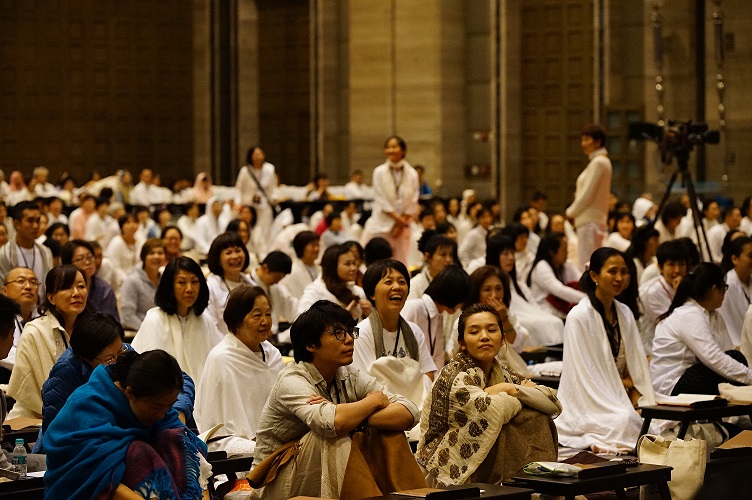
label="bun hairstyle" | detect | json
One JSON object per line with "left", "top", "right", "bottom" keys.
{"left": 111, "top": 349, "right": 182, "bottom": 399}
{"left": 457, "top": 303, "right": 503, "bottom": 345}
{"left": 660, "top": 262, "right": 726, "bottom": 321}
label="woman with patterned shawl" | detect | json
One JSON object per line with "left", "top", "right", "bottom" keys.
{"left": 416, "top": 303, "right": 561, "bottom": 486}
{"left": 44, "top": 349, "right": 211, "bottom": 499}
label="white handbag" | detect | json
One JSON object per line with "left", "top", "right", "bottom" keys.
{"left": 637, "top": 434, "right": 707, "bottom": 500}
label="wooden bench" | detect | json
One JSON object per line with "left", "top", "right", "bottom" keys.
{"left": 638, "top": 402, "right": 752, "bottom": 446}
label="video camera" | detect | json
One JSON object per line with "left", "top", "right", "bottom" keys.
{"left": 628, "top": 120, "right": 720, "bottom": 169}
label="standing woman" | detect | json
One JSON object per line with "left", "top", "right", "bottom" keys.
{"left": 556, "top": 248, "right": 656, "bottom": 453}
{"left": 196, "top": 286, "right": 284, "bottom": 454}
{"left": 361, "top": 136, "right": 419, "bottom": 264}
{"left": 235, "top": 146, "right": 278, "bottom": 246}
{"left": 528, "top": 232, "right": 585, "bottom": 320}
{"left": 62, "top": 239, "right": 119, "bottom": 322}
{"left": 652, "top": 262, "right": 752, "bottom": 396}
{"left": 297, "top": 244, "right": 371, "bottom": 320}
{"left": 132, "top": 257, "right": 222, "bottom": 384}
{"left": 205, "top": 232, "right": 254, "bottom": 335}
{"left": 7, "top": 265, "right": 89, "bottom": 418}
{"left": 120, "top": 238, "right": 166, "bottom": 331}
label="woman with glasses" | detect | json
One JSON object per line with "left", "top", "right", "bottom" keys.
{"left": 132, "top": 257, "right": 222, "bottom": 384}
{"left": 61, "top": 239, "right": 120, "bottom": 322}
{"left": 7, "top": 265, "right": 88, "bottom": 418}
{"left": 652, "top": 262, "right": 752, "bottom": 396}
{"left": 247, "top": 300, "right": 424, "bottom": 499}
{"left": 36, "top": 313, "right": 195, "bottom": 453}
{"left": 119, "top": 238, "right": 166, "bottom": 331}
{"left": 195, "top": 286, "right": 284, "bottom": 455}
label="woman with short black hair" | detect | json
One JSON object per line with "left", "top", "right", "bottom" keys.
{"left": 132, "top": 257, "right": 221, "bottom": 384}
{"left": 205, "top": 232, "right": 254, "bottom": 335}
{"left": 196, "top": 286, "right": 284, "bottom": 454}
{"left": 119, "top": 238, "right": 166, "bottom": 331}
{"left": 62, "top": 239, "right": 120, "bottom": 321}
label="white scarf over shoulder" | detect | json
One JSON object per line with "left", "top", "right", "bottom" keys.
{"left": 132, "top": 307, "right": 222, "bottom": 384}
{"left": 556, "top": 298, "right": 656, "bottom": 452}
{"left": 195, "top": 334, "right": 284, "bottom": 454}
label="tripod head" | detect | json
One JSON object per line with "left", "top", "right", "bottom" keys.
{"left": 629, "top": 120, "right": 720, "bottom": 170}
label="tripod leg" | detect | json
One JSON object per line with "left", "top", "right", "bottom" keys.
{"left": 653, "top": 169, "right": 680, "bottom": 228}
{"left": 683, "top": 171, "right": 712, "bottom": 262}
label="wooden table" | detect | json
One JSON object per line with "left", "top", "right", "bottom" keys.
{"left": 511, "top": 463, "right": 672, "bottom": 500}
{"left": 638, "top": 402, "right": 752, "bottom": 443}
{"left": 0, "top": 475, "right": 44, "bottom": 499}
{"left": 365, "top": 483, "right": 533, "bottom": 499}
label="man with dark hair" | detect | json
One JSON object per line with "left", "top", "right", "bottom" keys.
{"left": 279, "top": 231, "right": 320, "bottom": 298}
{"left": 530, "top": 191, "right": 549, "bottom": 230}
{"left": 0, "top": 201, "right": 53, "bottom": 296}
{"left": 707, "top": 205, "right": 742, "bottom": 263}
{"left": 638, "top": 240, "right": 690, "bottom": 355}
{"left": 251, "top": 251, "right": 298, "bottom": 335}
{"left": 655, "top": 200, "right": 687, "bottom": 244}
{"left": 249, "top": 300, "right": 422, "bottom": 498}
{"left": 0, "top": 267, "right": 40, "bottom": 378}
{"left": 565, "top": 124, "right": 612, "bottom": 271}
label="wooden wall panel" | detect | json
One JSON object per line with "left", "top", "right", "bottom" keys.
{"left": 0, "top": 0, "right": 193, "bottom": 185}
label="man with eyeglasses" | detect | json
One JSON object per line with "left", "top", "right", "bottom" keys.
{"left": 0, "top": 201, "right": 53, "bottom": 298}
{"left": 0, "top": 267, "right": 40, "bottom": 381}
{"left": 248, "top": 300, "right": 426, "bottom": 498}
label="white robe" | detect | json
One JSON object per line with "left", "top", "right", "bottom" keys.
{"left": 132, "top": 307, "right": 223, "bottom": 384}
{"left": 296, "top": 278, "right": 367, "bottom": 319}
{"left": 556, "top": 298, "right": 657, "bottom": 452}
{"left": 509, "top": 283, "right": 564, "bottom": 346}
{"left": 352, "top": 316, "right": 437, "bottom": 377}
{"left": 195, "top": 334, "right": 284, "bottom": 454}
{"left": 206, "top": 273, "right": 254, "bottom": 335}
{"left": 279, "top": 258, "right": 320, "bottom": 299}
{"left": 718, "top": 269, "right": 751, "bottom": 346}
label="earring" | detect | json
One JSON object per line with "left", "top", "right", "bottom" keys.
{"left": 595, "top": 281, "right": 599, "bottom": 287}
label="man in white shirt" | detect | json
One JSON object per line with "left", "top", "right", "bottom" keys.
{"left": 706, "top": 206, "right": 742, "bottom": 264}
{"left": 279, "top": 231, "right": 321, "bottom": 298}
{"left": 250, "top": 251, "right": 298, "bottom": 334}
{"left": 0, "top": 201, "right": 53, "bottom": 298}
{"left": 638, "top": 240, "right": 688, "bottom": 355}
{"left": 130, "top": 168, "right": 160, "bottom": 207}
{"left": 84, "top": 197, "right": 113, "bottom": 246}
{"left": 458, "top": 206, "right": 493, "bottom": 269}
{"left": 343, "top": 169, "right": 374, "bottom": 200}
{"left": 46, "top": 197, "right": 68, "bottom": 226}
{"left": 741, "top": 197, "right": 752, "bottom": 236}
{"left": 565, "top": 124, "right": 612, "bottom": 271}
{"left": 654, "top": 201, "right": 686, "bottom": 244}
{"left": 0, "top": 267, "right": 39, "bottom": 375}
{"left": 32, "top": 166, "right": 58, "bottom": 199}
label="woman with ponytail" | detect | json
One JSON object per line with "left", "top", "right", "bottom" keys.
{"left": 651, "top": 262, "right": 752, "bottom": 396}
{"left": 44, "top": 349, "right": 210, "bottom": 499}
{"left": 718, "top": 236, "right": 752, "bottom": 346}
{"left": 556, "top": 248, "right": 657, "bottom": 453}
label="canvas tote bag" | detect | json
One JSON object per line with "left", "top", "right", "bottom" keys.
{"left": 637, "top": 434, "right": 707, "bottom": 500}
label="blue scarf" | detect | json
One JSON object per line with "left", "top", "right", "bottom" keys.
{"left": 43, "top": 365, "right": 206, "bottom": 499}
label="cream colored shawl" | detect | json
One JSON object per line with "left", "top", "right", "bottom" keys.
{"left": 416, "top": 352, "right": 522, "bottom": 486}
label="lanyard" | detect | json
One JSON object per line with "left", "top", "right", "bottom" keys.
{"left": 259, "top": 344, "right": 266, "bottom": 363}
{"left": 658, "top": 279, "right": 674, "bottom": 301}
{"left": 391, "top": 322, "right": 402, "bottom": 357}
{"left": 423, "top": 302, "right": 436, "bottom": 355}
{"left": 18, "top": 244, "right": 36, "bottom": 271}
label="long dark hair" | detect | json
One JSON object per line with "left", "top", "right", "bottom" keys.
{"left": 486, "top": 233, "right": 525, "bottom": 299}
{"left": 626, "top": 225, "right": 659, "bottom": 266}
{"left": 466, "top": 266, "right": 511, "bottom": 310}
{"left": 320, "top": 244, "right": 358, "bottom": 305}
{"left": 527, "top": 232, "right": 566, "bottom": 286}
{"left": 660, "top": 262, "right": 726, "bottom": 321}
{"left": 154, "top": 257, "right": 210, "bottom": 316}
{"left": 578, "top": 247, "right": 631, "bottom": 356}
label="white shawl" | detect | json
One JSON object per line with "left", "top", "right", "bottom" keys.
{"left": 195, "top": 334, "right": 284, "bottom": 454}
{"left": 132, "top": 307, "right": 222, "bottom": 384}
{"left": 556, "top": 298, "right": 656, "bottom": 452}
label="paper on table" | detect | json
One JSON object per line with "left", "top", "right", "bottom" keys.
{"left": 655, "top": 394, "right": 718, "bottom": 406}
{"left": 3, "top": 417, "right": 42, "bottom": 430}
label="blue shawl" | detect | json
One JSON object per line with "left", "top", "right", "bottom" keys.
{"left": 43, "top": 364, "right": 206, "bottom": 499}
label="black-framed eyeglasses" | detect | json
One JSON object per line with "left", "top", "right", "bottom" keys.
{"left": 5, "top": 277, "right": 39, "bottom": 287}
{"left": 329, "top": 326, "right": 359, "bottom": 342}
{"left": 717, "top": 283, "right": 729, "bottom": 293}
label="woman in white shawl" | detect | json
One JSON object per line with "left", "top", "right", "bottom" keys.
{"left": 193, "top": 197, "right": 225, "bottom": 257}
{"left": 718, "top": 236, "right": 752, "bottom": 346}
{"left": 361, "top": 136, "right": 419, "bottom": 265}
{"left": 417, "top": 303, "right": 560, "bottom": 486}
{"left": 193, "top": 172, "right": 214, "bottom": 205}
{"left": 297, "top": 244, "right": 371, "bottom": 320}
{"left": 235, "top": 146, "right": 278, "bottom": 244}
{"left": 205, "top": 232, "right": 255, "bottom": 335}
{"left": 556, "top": 247, "right": 657, "bottom": 453}
{"left": 132, "top": 257, "right": 222, "bottom": 384}
{"left": 196, "top": 286, "right": 283, "bottom": 454}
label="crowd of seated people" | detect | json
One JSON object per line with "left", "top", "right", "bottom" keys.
{"left": 2, "top": 138, "right": 752, "bottom": 497}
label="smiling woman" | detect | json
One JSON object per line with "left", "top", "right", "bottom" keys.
{"left": 205, "top": 232, "right": 254, "bottom": 335}
{"left": 416, "top": 303, "right": 560, "bottom": 486}
{"left": 195, "top": 286, "right": 284, "bottom": 455}
{"left": 132, "top": 257, "right": 222, "bottom": 384}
